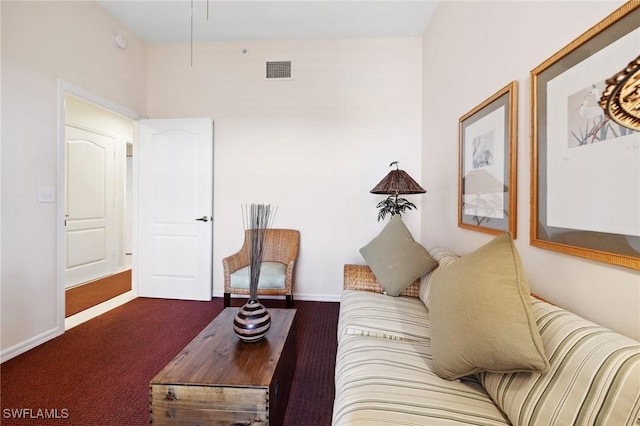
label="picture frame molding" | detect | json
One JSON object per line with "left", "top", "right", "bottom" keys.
{"left": 458, "top": 81, "right": 518, "bottom": 237}
{"left": 530, "top": 1, "right": 640, "bottom": 270}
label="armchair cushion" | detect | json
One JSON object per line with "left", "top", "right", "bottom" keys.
{"left": 359, "top": 215, "right": 438, "bottom": 297}
{"left": 229, "top": 262, "right": 287, "bottom": 289}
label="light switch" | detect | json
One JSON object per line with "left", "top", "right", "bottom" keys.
{"left": 38, "top": 187, "right": 56, "bottom": 203}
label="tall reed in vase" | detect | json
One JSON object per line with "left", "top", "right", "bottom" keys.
{"left": 233, "top": 204, "right": 275, "bottom": 342}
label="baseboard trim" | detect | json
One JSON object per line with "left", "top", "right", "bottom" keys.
{"left": 213, "top": 292, "right": 341, "bottom": 303}
{"left": 65, "top": 290, "right": 136, "bottom": 330}
{"left": 293, "top": 293, "right": 341, "bottom": 302}
{"left": 1, "top": 327, "right": 61, "bottom": 364}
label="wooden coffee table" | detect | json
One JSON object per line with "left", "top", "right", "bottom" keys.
{"left": 150, "top": 308, "right": 296, "bottom": 425}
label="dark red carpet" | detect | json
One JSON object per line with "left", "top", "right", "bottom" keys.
{"left": 0, "top": 297, "right": 339, "bottom": 425}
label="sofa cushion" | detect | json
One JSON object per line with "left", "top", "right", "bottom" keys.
{"left": 229, "top": 262, "right": 286, "bottom": 289}
{"left": 332, "top": 334, "right": 511, "bottom": 426}
{"left": 479, "top": 297, "right": 640, "bottom": 426}
{"left": 359, "top": 215, "right": 438, "bottom": 296}
{"left": 430, "top": 232, "right": 549, "bottom": 380}
{"left": 418, "top": 247, "right": 460, "bottom": 309}
{"left": 338, "top": 290, "right": 430, "bottom": 343}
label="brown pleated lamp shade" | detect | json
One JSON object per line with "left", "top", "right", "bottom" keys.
{"left": 370, "top": 169, "right": 426, "bottom": 195}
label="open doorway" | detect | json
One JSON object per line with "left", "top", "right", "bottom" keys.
{"left": 60, "top": 90, "right": 137, "bottom": 323}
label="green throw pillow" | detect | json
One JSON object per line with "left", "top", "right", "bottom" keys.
{"left": 430, "top": 232, "right": 549, "bottom": 380}
{"left": 359, "top": 215, "right": 438, "bottom": 297}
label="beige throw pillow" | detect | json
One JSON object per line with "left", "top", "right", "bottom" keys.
{"left": 418, "top": 247, "right": 460, "bottom": 309}
{"left": 360, "top": 215, "right": 438, "bottom": 297}
{"left": 430, "top": 232, "right": 549, "bottom": 380}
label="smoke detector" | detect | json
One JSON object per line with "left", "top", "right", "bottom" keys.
{"left": 113, "top": 33, "right": 129, "bottom": 49}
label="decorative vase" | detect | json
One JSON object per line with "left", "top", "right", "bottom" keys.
{"left": 233, "top": 299, "right": 271, "bottom": 342}
{"left": 233, "top": 203, "right": 275, "bottom": 342}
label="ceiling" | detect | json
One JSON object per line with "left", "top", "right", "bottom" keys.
{"left": 96, "top": 1, "right": 439, "bottom": 44}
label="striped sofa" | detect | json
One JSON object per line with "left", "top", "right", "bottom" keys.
{"left": 333, "top": 249, "right": 640, "bottom": 426}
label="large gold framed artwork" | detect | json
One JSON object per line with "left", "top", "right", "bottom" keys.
{"left": 531, "top": 1, "right": 640, "bottom": 270}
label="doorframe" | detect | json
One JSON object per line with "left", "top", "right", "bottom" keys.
{"left": 56, "top": 80, "right": 140, "bottom": 333}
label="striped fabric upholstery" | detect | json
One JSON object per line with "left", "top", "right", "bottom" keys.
{"left": 418, "top": 247, "right": 460, "bottom": 308}
{"left": 333, "top": 335, "right": 511, "bottom": 426}
{"left": 338, "top": 290, "right": 430, "bottom": 343}
{"left": 478, "top": 298, "right": 640, "bottom": 426}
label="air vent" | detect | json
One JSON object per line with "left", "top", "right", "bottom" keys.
{"left": 266, "top": 61, "right": 292, "bottom": 80}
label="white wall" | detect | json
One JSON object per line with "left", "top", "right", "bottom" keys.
{"left": 1, "top": 1, "right": 147, "bottom": 359}
{"left": 147, "top": 38, "right": 424, "bottom": 301}
{"left": 421, "top": 1, "right": 640, "bottom": 340}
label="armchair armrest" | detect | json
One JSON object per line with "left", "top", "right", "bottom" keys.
{"left": 222, "top": 252, "right": 248, "bottom": 275}
{"left": 343, "top": 264, "right": 421, "bottom": 298}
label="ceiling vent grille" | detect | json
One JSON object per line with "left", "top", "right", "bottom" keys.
{"left": 266, "top": 61, "right": 292, "bottom": 80}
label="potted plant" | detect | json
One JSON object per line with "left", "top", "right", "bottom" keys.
{"left": 375, "top": 195, "right": 418, "bottom": 222}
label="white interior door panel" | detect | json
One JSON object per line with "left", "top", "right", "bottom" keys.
{"left": 137, "top": 118, "right": 213, "bottom": 301}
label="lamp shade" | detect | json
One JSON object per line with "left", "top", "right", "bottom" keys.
{"left": 370, "top": 169, "right": 426, "bottom": 195}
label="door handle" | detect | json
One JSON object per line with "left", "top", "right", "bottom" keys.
{"left": 195, "top": 216, "right": 210, "bottom": 222}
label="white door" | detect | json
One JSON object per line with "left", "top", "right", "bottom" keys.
{"left": 137, "top": 118, "right": 213, "bottom": 301}
{"left": 65, "top": 125, "right": 116, "bottom": 288}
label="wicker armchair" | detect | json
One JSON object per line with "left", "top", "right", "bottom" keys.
{"left": 223, "top": 229, "right": 300, "bottom": 308}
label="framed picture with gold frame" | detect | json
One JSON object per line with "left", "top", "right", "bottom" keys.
{"left": 458, "top": 81, "right": 518, "bottom": 237}
{"left": 531, "top": 1, "right": 640, "bottom": 270}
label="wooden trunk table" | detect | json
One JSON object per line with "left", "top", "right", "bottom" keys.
{"left": 150, "top": 308, "right": 296, "bottom": 425}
